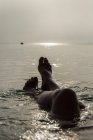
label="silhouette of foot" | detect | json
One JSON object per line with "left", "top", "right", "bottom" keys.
{"left": 23, "top": 77, "right": 38, "bottom": 91}
{"left": 38, "top": 57, "right": 52, "bottom": 76}
{"left": 38, "top": 57, "right": 59, "bottom": 90}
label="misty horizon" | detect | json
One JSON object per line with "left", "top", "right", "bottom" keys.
{"left": 0, "top": 0, "right": 93, "bottom": 43}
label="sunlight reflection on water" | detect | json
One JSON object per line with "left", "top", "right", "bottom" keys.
{"left": 31, "top": 42, "right": 68, "bottom": 47}
{"left": 0, "top": 44, "right": 93, "bottom": 140}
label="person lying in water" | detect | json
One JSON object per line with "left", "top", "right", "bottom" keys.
{"left": 23, "top": 57, "right": 85, "bottom": 122}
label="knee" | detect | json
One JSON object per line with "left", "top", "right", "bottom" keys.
{"left": 51, "top": 88, "right": 80, "bottom": 120}
{"left": 53, "top": 88, "right": 78, "bottom": 106}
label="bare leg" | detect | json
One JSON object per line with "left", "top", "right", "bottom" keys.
{"left": 38, "top": 57, "right": 59, "bottom": 90}
{"left": 38, "top": 57, "right": 85, "bottom": 109}
{"left": 37, "top": 57, "right": 85, "bottom": 121}
{"left": 23, "top": 57, "right": 85, "bottom": 121}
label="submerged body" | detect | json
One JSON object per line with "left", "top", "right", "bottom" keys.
{"left": 37, "top": 88, "right": 80, "bottom": 121}
{"left": 23, "top": 57, "right": 85, "bottom": 122}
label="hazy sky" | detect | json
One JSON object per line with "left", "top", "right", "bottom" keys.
{"left": 0, "top": 0, "right": 93, "bottom": 43}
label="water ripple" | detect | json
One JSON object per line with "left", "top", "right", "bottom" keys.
{"left": 0, "top": 86, "right": 93, "bottom": 140}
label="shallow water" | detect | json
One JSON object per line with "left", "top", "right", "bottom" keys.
{"left": 0, "top": 43, "right": 93, "bottom": 140}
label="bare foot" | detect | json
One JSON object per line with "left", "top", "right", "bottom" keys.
{"left": 38, "top": 57, "right": 52, "bottom": 78}
{"left": 23, "top": 77, "right": 38, "bottom": 91}
{"left": 38, "top": 57, "right": 59, "bottom": 90}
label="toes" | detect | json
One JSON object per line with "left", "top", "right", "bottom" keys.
{"left": 38, "top": 57, "right": 52, "bottom": 73}
{"left": 44, "top": 58, "right": 48, "bottom": 63}
{"left": 23, "top": 77, "right": 38, "bottom": 90}
{"left": 34, "top": 77, "right": 38, "bottom": 88}
{"left": 44, "top": 58, "right": 52, "bottom": 72}
{"left": 39, "top": 57, "right": 44, "bottom": 65}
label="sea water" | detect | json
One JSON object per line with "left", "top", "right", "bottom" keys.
{"left": 0, "top": 43, "right": 93, "bottom": 140}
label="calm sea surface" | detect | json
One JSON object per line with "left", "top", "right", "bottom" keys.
{"left": 0, "top": 43, "right": 93, "bottom": 140}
